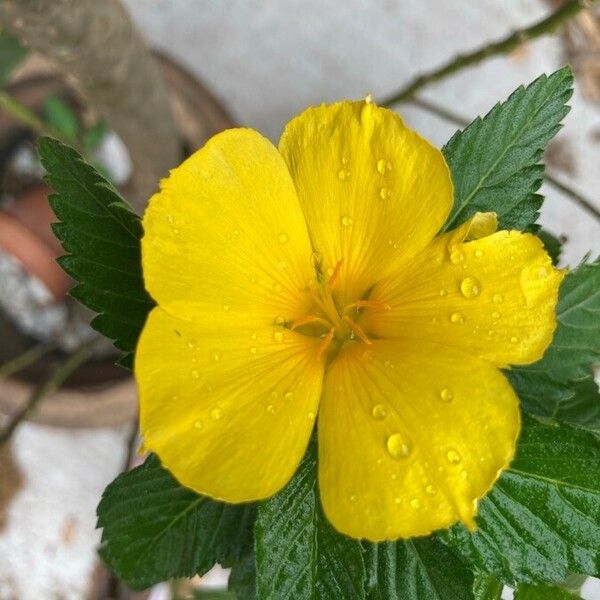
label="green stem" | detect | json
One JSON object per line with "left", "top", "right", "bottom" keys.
{"left": 408, "top": 95, "right": 600, "bottom": 223}
{"left": 381, "top": 0, "right": 596, "bottom": 106}
{"left": 0, "top": 343, "right": 53, "bottom": 382}
{"left": 0, "top": 90, "right": 84, "bottom": 153}
{"left": 0, "top": 345, "right": 92, "bottom": 445}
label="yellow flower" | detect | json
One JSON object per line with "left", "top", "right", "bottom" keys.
{"left": 136, "top": 99, "right": 563, "bottom": 542}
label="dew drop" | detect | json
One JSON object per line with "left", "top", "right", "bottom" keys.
{"left": 439, "top": 388, "right": 454, "bottom": 402}
{"left": 425, "top": 484, "right": 437, "bottom": 496}
{"left": 307, "top": 411, "right": 315, "bottom": 421}
{"left": 349, "top": 494, "right": 358, "bottom": 503}
{"left": 211, "top": 407, "right": 223, "bottom": 420}
{"left": 439, "top": 289, "right": 448, "bottom": 297}
{"left": 273, "top": 331, "right": 284, "bottom": 343}
{"left": 250, "top": 347, "right": 257, "bottom": 355}
{"left": 338, "top": 169, "right": 350, "bottom": 181}
{"left": 474, "top": 249, "right": 484, "bottom": 258}
{"left": 277, "top": 232, "right": 289, "bottom": 244}
{"left": 266, "top": 404, "right": 276, "bottom": 414}
{"left": 223, "top": 304, "right": 230, "bottom": 312}
{"left": 510, "top": 336, "right": 518, "bottom": 344}
{"left": 379, "top": 187, "right": 392, "bottom": 200}
{"left": 211, "top": 350, "right": 221, "bottom": 362}
{"left": 394, "top": 497, "right": 402, "bottom": 505}
{"left": 460, "top": 469, "right": 469, "bottom": 480}
{"left": 410, "top": 498, "right": 422, "bottom": 510}
{"left": 274, "top": 315, "right": 285, "bottom": 326}
{"left": 460, "top": 276, "right": 482, "bottom": 298}
{"left": 233, "top": 229, "right": 240, "bottom": 236}
{"left": 166, "top": 214, "right": 174, "bottom": 224}
{"left": 191, "top": 369, "right": 200, "bottom": 380}
{"left": 277, "top": 260, "right": 287, "bottom": 270}
{"left": 450, "top": 312, "right": 465, "bottom": 324}
{"left": 386, "top": 433, "right": 411, "bottom": 459}
{"left": 341, "top": 214, "right": 353, "bottom": 227}
{"left": 446, "top": 449, "right": 461, "bottom": 464}
{"left": 371, "top": 404, "right": 387, "bottom": 420}
{"left": 376, "top": 158, "right": 391, "bottom": 174}
{"left": 491, "top": 311, "right": 501, "bottom": 320}
{"left": 251, "top": 332, "right": 258, "bottom": 341}
{"left": 285, "top": 391, "right": 294, "bottom": 401}
{"left": 487, "top": 329, "right": 496, "bottom": 337}
{"left": 493, "top": 293, "right": 504, "bottom": 304}
{"left": 431, "top": 316, "right": 439, "bottom": 324}
{"left": 194, "top": 419, "right": 203, "bottom": 430}
{"left": 341, "top": 156, "right": 349, "bottom": 165}
{"left": 450, "top": 249, "right": 465, "bottom": 264}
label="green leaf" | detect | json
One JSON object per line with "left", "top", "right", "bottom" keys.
{"left": 443, "top": 67, "right": 573, "bottom": 232}
{"left": 229, "top": 547, "right": 256, "bottom": 600}
{"left": 514, "top": 582, "right": 581, "bottom": 600}
{"left": 507, "top": 259, "right": 600, "bottom": 431}
{"left": 442, "top": 415, "right": 600, "bottom": 585}
{"left": 38, "top": 137, "right": 154, "bottom": 367}
{"left": 538, "top": 229, "right": 562, "bottom": 266}
{"left": 97, "top": 454, "right": 255, "bottom": 590}
{"left": 365, "top": 538, "right": 474, "bottom": 600}
{"left": 473, "top": 573, "right": 502, "bottom": 600}
{"left": 0, "top": 28, "right": 27, "bottom": 84}
{"left": 43, "top": 96, "right": 79, "bottom": 141}
{"left": 255, "top": 437, "right": 365, "bottom": 600}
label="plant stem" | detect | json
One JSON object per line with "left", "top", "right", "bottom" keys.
{"left": 407, "top": 95, "right": 600, "bottom": 223}
{"left": 0, "top": 343, "right": 53, "bottom": 382}
{"left": 0, "top": 345, "right": 92, "bottom": 445}
{"left": 381, "top": 0, "right": 596, "bottom": 107}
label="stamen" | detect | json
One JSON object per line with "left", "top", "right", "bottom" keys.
{"left": 328, "top": 259, "right": 343, "bottom": 288}
{"left": 317, "top": 328, "right": 335, "bottom": 361}
{"left": 345, "top": 299, "right": 391, "bottom": 313}
{"left": 290, "top": 315, "right": 331, "bottom": 331}
{"left": 342, "top": 316, "right": 372, "bottom": 345}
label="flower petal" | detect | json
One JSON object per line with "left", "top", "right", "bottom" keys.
{"left": 142, "top": 128, "right": 315, "bottom": 326}
{"left": 279, "top": 100, "right": 452, "bottom": 308}
{"left": 364, "top": 215, "right": 564, "bottom": 367}
{"left": 136, "top": 307, "right": 324, "bottom": 501}
{"left": 318, "top": 339, "right": 519, "bottom": 541}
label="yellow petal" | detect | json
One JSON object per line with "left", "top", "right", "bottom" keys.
{"left": 364, "top": 216, "right": 564, "bottom": 368}
{"left": 142, "top": 128, "right": 315, "bottom": 326}
{"left": 279, "top": 99, "right": 452, "bottom": 308}
{"left": 136, "top": 307, "right": 324, "bottom": 501}
{"left": 318, "top": 339, "right": 520, "bottom": 541}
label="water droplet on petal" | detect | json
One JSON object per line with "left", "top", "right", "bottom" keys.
{"left": 266, "top": 404, "right": 275, "bottom": 414}
{"left": 341, "top": 215, "right": 353, "bottom": 227}
{"left": 274, "top": 316, "right": 285, "bottom": 326}
{"left": 487, "top": 329, "right": 496, "bottom": 337}
{"left": 439, "top": 289, "right": 448, "bottom": 297}
{"left": 425, "top": 484, "right": 437, "bottom": 496}
{"left": 460, "top": 276, "right": 482, "bottom": 298}
{"left": 492, "top": 311, "right": 501, "bottom": 320}
{"left": 493, "top": 293, "right": 504, "bottom": 304}
{"left": 439, "top": 388, "right": 454, "bottom": 402}
{"left": 450, "top": 249, "right": 465, "bottom": 264}
{"left": 460, "top": 469, "right": 469, "bottom": 480}
{"left": 273, "top": 331, "right": 284, "bottom": 343}
{"left": 474, "top": 249, "right": 484, "bottom": 258}
{"left": 410, "top": 498, "right": 422, "bottom": 510}
{"left": 341, "top": 156, "right": 349, "bottom": 165}
{"left": 450, "top": 312, "right": 465, "bottom": 324}
{"left": 386, "top": 433, "right": 412, "bottom": 459}
{"left": 194, "top": 419, "right": 203, "bottom": 429}
{"left": 394, "top": 497, "right": 402, "bottom": 505}
{"left": 446, "top": 449, "right": 461, "bottom": 464}
{"left": 211, "top": 407, "right": 223, "bottom": 420}
{"left": 431, "top": 316, "right": 439, "bottom": 324}
{"left": 223, "top": 304, "right": 230, "bottom": 312}
{"left": 338, "top": 169, "right": 350, "bottom": 181}
{"left": 307, "top": 411, "right": 315, "bottom": 421}
{"left": 191, "top": 369, "right": 200, "bottom": 380}
{"left": 212, "top": 350, "right": 221, "bottom": 362}
{"left": 510, "top": 336, "right": 518, "bottom": 344}
{"left": 376, "top": 158, "right": 391, "bottom": 174}
{"left": 371, "top": 404, "right": 387, "bottom": 420}
{"left": 285, "top": 391, "right": 294, "bottom": 401}
{"left": 379, "top": 187, "right": 392, "bottom": 200}
{"left": 277, "top": 232, "right": 289, "bottom": 244}
{"left": 250, "top": 347, "right": 257, "bottom": 355}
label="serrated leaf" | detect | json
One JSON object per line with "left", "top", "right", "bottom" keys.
{"left": 514, "top": 583, "right": 581, "bottom": 600}
{"left": 255, "top": 437, "right": 365, "bottom": 600}
{"left": 229, "top": 547, "right": 256, "bottom": 600}
{"left": 97, "top": 454, "right": 255, "bottom": 590}
{"left": 473, "top": 573, "right": 502, "bottom": 600}
{"left": 38, "top": 137, "right": 154, "bottom": 366}
{"left": 43, "top": 96, "right": 80, "bottom": 141}
{"left": 507, "top": 259, "right": 600, "bottom": 431}
{"left": 442, "top": 415, "right": 600, "bottom": 585}
{"left": 0, "top": 28, "right": 27, "bottom": 84}
{"left": 365, "top": 538, "right": 473, "bottom": 600}
{"left": 443, "top": 67, "right": 573, "bottom": 232}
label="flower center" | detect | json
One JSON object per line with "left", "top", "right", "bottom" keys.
{"left": 285, "top": 260, "right": 390, "bottom": 361}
